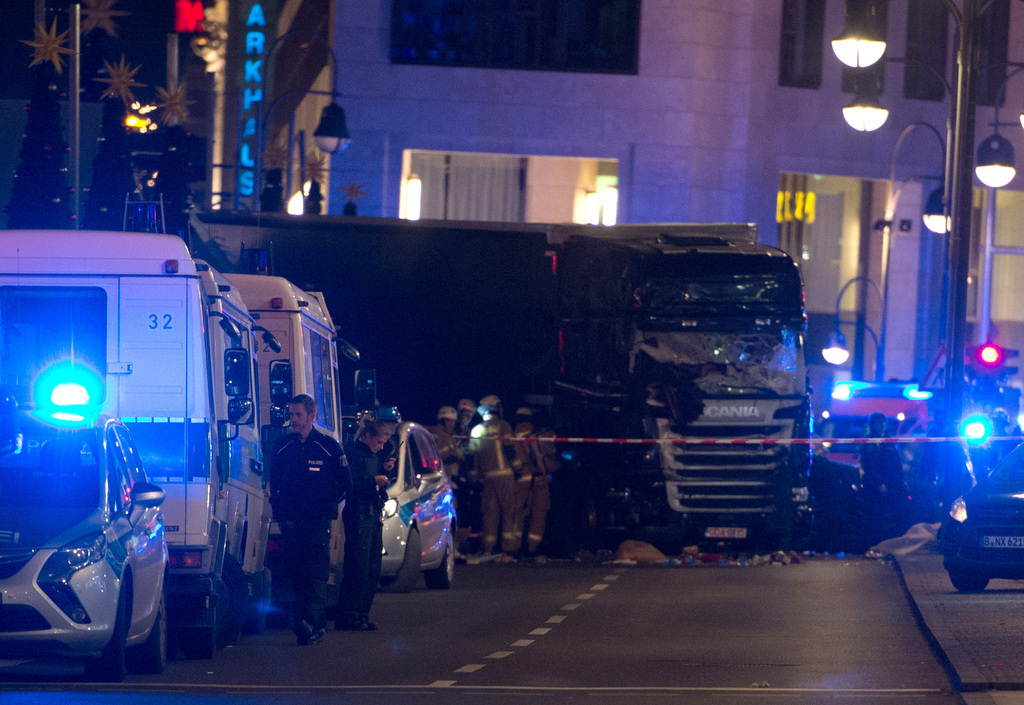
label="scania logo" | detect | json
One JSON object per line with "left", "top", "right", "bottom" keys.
{"left": 705, "top": 405, "right": 759, "bottom": 418}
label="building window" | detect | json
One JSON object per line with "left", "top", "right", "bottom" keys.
{"left": 778, "top": 0, "right": 824, "bottom": 89}
{"left": 904, "top": 0, "right": 948, "bottom": 101}
{"left": 389, "top": 0, "right": 640, "bottom": 74}
{"left": 400, "top": 151, "right": 618, "bottom": 225}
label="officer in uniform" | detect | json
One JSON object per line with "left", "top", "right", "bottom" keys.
{"left": 269, "top": 394, "right": 350, "bottom": 645}
{"left": 337, "top": 418, "right": 393, "bottom": 631}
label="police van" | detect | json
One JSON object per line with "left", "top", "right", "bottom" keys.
{"left": 0, "top": 231, "right": 270, "bottom": 659}
{"left": 223, "top": 273, "right": 356, "bottom": 615}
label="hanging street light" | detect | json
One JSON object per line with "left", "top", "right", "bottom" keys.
{"left": 831, "top": 1, "right": 886, "bottom": 68}
{"left": 975, "top": 133, "right": 1016, "bottom": 189}
{"left": 842, "top": 91, "right": 889, "bottom": 132}
{"left": 312, "top": 103, "right": 351, "bottom": 153}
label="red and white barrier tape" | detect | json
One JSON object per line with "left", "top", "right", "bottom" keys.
{"left": 446, "top": 434, "right": 1019, "bottom": 446}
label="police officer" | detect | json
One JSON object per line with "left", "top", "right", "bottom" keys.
{"left": 336, "top": 418, "right": 392, "bottom": 631}
{"left": 269, "top": 394, "right": 350, "bottom": 645}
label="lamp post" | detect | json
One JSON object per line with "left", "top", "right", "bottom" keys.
{"left": 256, "top": 31, "right": 351, "bottom": 212}
{"left": 830, "top": 0, "right": 1005, "bottom": 427}
{"left": 823, "top": 276, "right": 884, "bottom": 380}
{"left": 874, "top": 122, "right": 947, "bottom": 383}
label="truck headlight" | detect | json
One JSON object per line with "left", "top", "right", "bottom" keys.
{"left": 949, "top": 497, "right": 968, "bottom": 524}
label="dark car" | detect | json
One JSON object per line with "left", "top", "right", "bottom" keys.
{"left": 940, "top": 439, "right": 1024, "bottom": 592}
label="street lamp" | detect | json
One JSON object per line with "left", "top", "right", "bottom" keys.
{"left": 823, "top": 276, "right": 884, "bottom": 380}
{"left": 830, "top": 0, "right": 1007, "bottom": 427}
{"left": 975, "top": 133, "right": 1016, "bottom": 187}
{"left": 831, "top": 1, "right": 886, "bottom": 68}
{"left": 256, "top": 31, "right": 351, "bottom": 212}
{"left": 842, "top": 91, "right": 889, "bottom": 132}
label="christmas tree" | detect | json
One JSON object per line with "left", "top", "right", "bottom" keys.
{"left": 5, "top": 63, "right": 74, "bottom": 229}
{"left": 82, "top": 97, "right": 135, "bottom": 230}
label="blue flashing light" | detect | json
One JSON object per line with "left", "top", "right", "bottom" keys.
{"left": 831, "top": 381, "right": 869, "bottom": 401}
{"left": 51, "top": 382, "right": 91, "bottom": 407}
{"left": 903, "top": 384, "right": 933, "bottom": 401}
{"left": 32, "top": 362, "right": 104, "bottom": 428}
{"left": 960, "top": 415, "right": 994, "bottom": 445}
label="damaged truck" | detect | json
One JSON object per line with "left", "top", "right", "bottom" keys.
{"left": 551, "top": 223, "right": 812, "bottom": 547}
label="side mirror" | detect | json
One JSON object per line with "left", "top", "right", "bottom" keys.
{"left": 269, "top": 403, "right": 289, "bottom": 427}
{"left": 224, "top": 348, "right": 251, "bottom": 397}
{"left": 228, "top": 397, "right": 254, "bottom": 425}
{"left": 130, "top": 481, "right": 166, "bottom": 509}
{"left": 354, "top": 368, "right": 377, "bottom": 410}
{"left": 269, "top": 360, "right": 293, "bottom": 405}
{"left": 337, "top": 336, "right": 360, "bottom": 363}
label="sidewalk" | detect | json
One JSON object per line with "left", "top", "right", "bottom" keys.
{"left": 894, "top": 551, "right": 1024, "bottom": 705}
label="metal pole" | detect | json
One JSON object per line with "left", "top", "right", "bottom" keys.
{"left": 944, "top": 0, "right": 981, "bottom": 427}
{"left": 71, "top": 2, "right": 80, "bottom": 228}
{"left": 979, "top": 186, "right": 996, "bottom": 344}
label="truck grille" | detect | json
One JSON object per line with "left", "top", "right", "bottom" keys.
{"left": 659, "top": 417, "right": 793, "bottom": 514}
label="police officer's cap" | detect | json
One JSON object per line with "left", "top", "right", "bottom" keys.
{"left": 437, "top": 405, "right": 457, "bottom": 421}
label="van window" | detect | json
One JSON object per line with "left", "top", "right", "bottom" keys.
{"left": 0, "top": 287, "right": 107, "bottom": 406}
{"left": 304, "top": 328, "right": 336, "bottom": 432}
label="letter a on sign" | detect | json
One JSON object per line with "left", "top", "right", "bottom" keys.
{"left": 175, "top": 0, "right": 205, "bottom": 33}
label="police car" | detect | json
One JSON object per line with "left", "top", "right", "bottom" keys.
{"left": 379, "top": 421, "right": 456, "bottom": 592}
{"left": 0, "top": 405, "right": 168, "bottom": 681}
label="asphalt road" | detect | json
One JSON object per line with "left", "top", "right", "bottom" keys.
{"left": 0, "top": 556, "right": 963, "bottom": 704}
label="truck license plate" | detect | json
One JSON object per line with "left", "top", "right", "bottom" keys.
{"left": 982, "top": 535, "right": 1024, "bottom": 548}
{"left": 705, "top": 527, "right": 747, "bottom": 539}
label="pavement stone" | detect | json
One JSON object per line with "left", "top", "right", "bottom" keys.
{"left": 894, "top": 551, "right": 1024, "bottom": 704}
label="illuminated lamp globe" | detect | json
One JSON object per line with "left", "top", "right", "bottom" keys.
{"left": 842, "top": 93, "right": 888, "bottom": 132}
{"left": 822, "top": 331, "right": 851, "bottom": 366}
{"left": 975, "top": 134, "right": 1016, "bottom": 188}
{"left": 831, "top": 8, "right": 886, "bottom": 68}
{"left": 922, "top": 187, "right": 948, "bottom": 234}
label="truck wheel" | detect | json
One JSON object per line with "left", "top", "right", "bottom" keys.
{"left": 424, "top": 531, "right": 454, "bottom": 590}
{"left": 128, "top": 591, "right": 167, "bottom": 674}
{"left": 85, "top": 585, "right": 128, "bottom": 682}
{"left": 380, "top": 527, "right": 421, "bottom": 593}
{"left": 216, "top": 557, "right": 246, "bottom": 648}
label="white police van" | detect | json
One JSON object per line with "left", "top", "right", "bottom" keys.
{"left": 0, "top": 231, "right": 269, "bottom": 659}
{"left": 223, "top": 273, "right": 355, "bottom": 615}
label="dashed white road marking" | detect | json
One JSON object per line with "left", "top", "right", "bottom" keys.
{"left": 511, "top": 639, "right": 534, "bottom": 647}
{"left": 429, "top": 681, "right": 457, "bottom": 687}
{"left": 546, "top": 615, "right": 566, "bottom": 624}
{"left": 561, "top": 603, "right": 580, "bottom": 610}
{"left": 529, "top": 627, "right": 551, "bottom": 635}
{"left": 487, "top": 651, "right": 514, "bottom": 659}
{"left": 591, "top": 584, "right": 608, "bottom": 591}
{"left": 455, "top": 664, "right": 485, "bottom": 673}
{"left": 577, "top": 593, "right": 595, "bottom": 600}
{"left": 603, "top": 574, "right": 619, "bottom": 581}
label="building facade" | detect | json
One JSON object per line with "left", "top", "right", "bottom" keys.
{"left": 211, "top": 0, "right": 1024, "bottom": 415}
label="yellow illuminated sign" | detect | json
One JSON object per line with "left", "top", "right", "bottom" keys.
{"left": 777, "top": 190, "right": 816, "bottom": 224}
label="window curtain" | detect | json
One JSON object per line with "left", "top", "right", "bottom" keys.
{"left": 408, "top": 151, "right": 524, "bottom": 222}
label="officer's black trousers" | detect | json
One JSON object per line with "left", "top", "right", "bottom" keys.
{"left": 338, "top": 506, "right": 383, "bottom": 624}
{"left": 281, "top": 519, "right": 331, "bottom": 632}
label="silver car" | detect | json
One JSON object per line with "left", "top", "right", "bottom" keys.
{"left": 0, "top": 415, "right": 168, "bottom": 681}
{"left": 379, "top": 421, "right": 456, "bottom": 592}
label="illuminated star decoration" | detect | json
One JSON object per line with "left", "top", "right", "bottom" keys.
{"left": 340, "top": 180, "right": 368, "bottom": 202}
{"left": 262, "top": 143, "right": 289, "bottom": 171}
{"left": 94, "top": 55, "right": 145, "bottom": 104}
{"left": 304, "top": 150, "right": 328, "bottom": 183}
{"left": 21, "top": 19, "right": 75, "bottom": 74}
{"left": 82, "top": 0, "right": 129, "bottom": 37}
{"left": 155, "top": 83, "right": 196, "bottom": 125}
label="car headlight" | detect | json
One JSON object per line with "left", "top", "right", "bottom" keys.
{"left": 37, "top": 532, "right": 107, "bottom": 624}
{"left": 949, "top": 497, "right": 968, "bottom": 524}
{"left": 382, "top": 498, "right": 399, "bottom": 520}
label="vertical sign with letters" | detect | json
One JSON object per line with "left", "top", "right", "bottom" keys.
{"left": 236, "top": 2, "right": 268, "bottom": 206}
